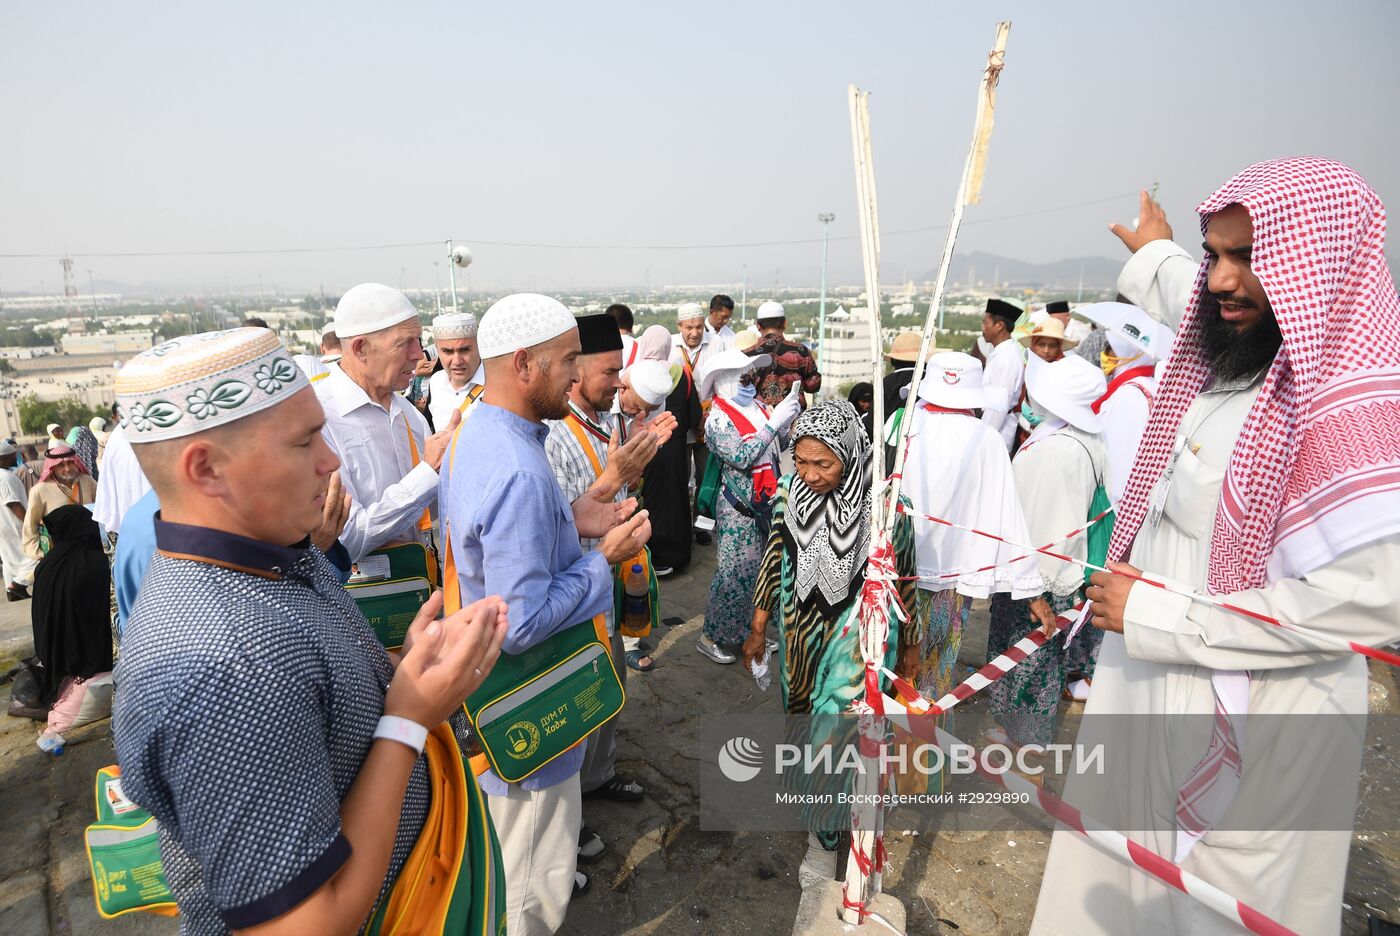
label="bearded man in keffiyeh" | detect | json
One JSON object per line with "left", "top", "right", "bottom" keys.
{"left": 1033, "top": 158, "right": 1400, "bottom": 935}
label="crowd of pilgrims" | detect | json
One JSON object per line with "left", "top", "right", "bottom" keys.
{"left": 12, "top": 158, "right": 1399, "bottom": 936}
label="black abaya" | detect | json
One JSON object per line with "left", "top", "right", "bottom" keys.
{"left": 641, "top": 369, "right": 703, "bottom": 571}
{"left": 31, "top": 505, "right": 112, "bottom": 706}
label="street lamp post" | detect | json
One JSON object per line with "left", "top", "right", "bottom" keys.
{"left": 816, "top": 213, "right": 835, "bottom": 398}
{"left": 445, "top": 240, "right": 473, "bottom": 314}
{"left": 741, "top": 265, "right": 748, "bottom": 320}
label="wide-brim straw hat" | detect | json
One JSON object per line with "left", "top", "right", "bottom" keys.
{"left": 884, "top": 331, "right": 928, "bottom": 363}
{"left": 1018, "top": 317, "right": 1079, "bottom": 351}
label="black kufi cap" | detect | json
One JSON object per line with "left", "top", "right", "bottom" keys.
{"left": 575, "top": 313, "right": 625, "bottom": 355}
{"left": 985, "top": 298, "right": 1022, "bottom": 327}
{"left": 1045, "top": 300, "right": 1070, "bottom": 315}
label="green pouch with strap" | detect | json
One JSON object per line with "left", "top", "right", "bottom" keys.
{"left": 695, "top": 451, "right": 723, "bottom": 519}
{"left": 346, "top": 542, "right": 436, "bottom": 649}
{"left": 462, "top": 616, "right": 625, "bottom": 784}
{"left": 84, "top": 765, "right": 178, "bottom": 919}
{"left": 1083, "top": 482, "right": 1115, "bottom": 587}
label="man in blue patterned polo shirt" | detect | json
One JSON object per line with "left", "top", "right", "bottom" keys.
{"left": 112, "top": 327, "right": 509, "bottom": 935}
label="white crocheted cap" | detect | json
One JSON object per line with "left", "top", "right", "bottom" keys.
{"left": 115, "top": 327, "right": 310, "bottom": 444}
{"left": 756, "top": 300, "right": 785, "bottom": 321}
{"left": 477, "top": 293, "right": 577, "bottom": 359}
{"left": 676, "top": 302, "right": 706, "bottom": 321}
{"left": 432, "top": 312, "right": 478, "bottom": 340}
{"left": 333, "top": 283, "right": 419, "bottom": 338}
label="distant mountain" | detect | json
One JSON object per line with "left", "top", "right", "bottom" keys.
{"left": 921, "top": 251, "right": 1125, "bottom": 291}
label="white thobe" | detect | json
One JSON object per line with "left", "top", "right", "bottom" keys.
{"left": 620, "top": 333, "right": 639, "bottom": 369}
{"left": 705, "top": 320, "right": 736, "bottom": 354}
{"left": 902, "top": 407, "right": 1041, "bottom": 598}
{"left": 981, "top": 338, "right": 1025, "bottom": 450}
{"left": 1031, "top": 296, "right": 1400, "bottom": 936}
{"left": 1011, "top": 425, "right": 1107, "bottom": 597}
{"left": 314, "top": 366, "right": 437, "bottom": 562}
{"left": 1098, "top": 370, "right": 1155, "bottom": 503}
{"left": 672, "top": 333, "right": 712, "bottom": 443}
{"left": 293, "top": 353, "right": 329, "bottom": 379}
{"left": 91, "top": 424, "right": 153, "bottom": 536}
{"left": 1117, "top": 238, "right": 1197, "bottom": 331}
{"left": 426, "top": 369, "right": 483, "bottom": 432}
{"left": 0, "top": 468, "right": 34, "bottom": 586}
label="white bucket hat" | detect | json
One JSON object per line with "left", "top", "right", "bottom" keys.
{"left": 914, "top": 352, "right": 988, "bottom": 411}
{"left": 1024, "top": 353, "right": 1107, "bottom": 433}
{"left": 1075, "top": 301, "right": 1174, "bottom": 362}
{"left": 697, "top": 348, "right": 772, "bottom": 401}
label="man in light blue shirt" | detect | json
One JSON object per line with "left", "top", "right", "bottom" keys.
{"left": 442, "top": 294, "right": 651, "bottom": 935}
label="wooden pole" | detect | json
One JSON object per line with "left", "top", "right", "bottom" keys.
{"left": 885, "top": 20, "right": 1011, "bottom": 536}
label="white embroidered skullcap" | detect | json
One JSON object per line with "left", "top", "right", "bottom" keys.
{"left": 756, "top": 300, "right": 785, "bottom": 321}
{"left": 624, "top": 360, "right": 679, "bottom": 406}
{"left": 320, "top": 320, "right": 338, "bottom": 338}
{"left": 432, "top": 312, "right": 478, "bottom": 340}
{"left": 0, "top": 441, "right": 16, "bottom": 457}
{"left": 115, "top": 327, "right": 310, "bottom": 444}
{"left": 676, "top": 302, "right": 706, "bottom": 321}
{"left": 477, "top": 293, "right": 577, "bottom": 359}
{"left": 333, "top": 283, "right": 419, "bottom": 338}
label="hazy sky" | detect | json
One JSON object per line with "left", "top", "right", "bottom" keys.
{"left": 4, "top": 0, "right": 1398, "bottom": 297}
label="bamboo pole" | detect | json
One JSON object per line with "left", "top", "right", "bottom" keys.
{"left": 884, "top": 21, "right": 1011, "bottom": 535}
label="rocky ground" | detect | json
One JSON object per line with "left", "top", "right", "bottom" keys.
{"left": 1, "top": 541, "right": 1396, "bottom": 934}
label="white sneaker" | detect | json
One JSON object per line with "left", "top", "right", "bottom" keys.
{"left": 696, "top": 636, "right": 736, "bottom": 664}
{"left": 654, "top": 565, "right": 674, "bottom": 577}
{"left": 798, "top": 834, "right": 837, "bottom": 890}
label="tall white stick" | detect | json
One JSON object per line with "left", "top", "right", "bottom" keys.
{"left": 848, "top": 85, "right": 887, "bottom": 529}
{"left": 883, "top": 21, "right": 1011, "bottom": 536}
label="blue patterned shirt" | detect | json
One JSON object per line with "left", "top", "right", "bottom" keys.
{"left": 113, "top": 520, "right": 429, "bottom": 934}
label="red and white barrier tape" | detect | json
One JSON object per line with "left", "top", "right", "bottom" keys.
{"left": 908, "top": 505, "right": 1115, "bottom": 582}
{"left": 880, "top": 692, "right": 1299, "bottom": 936}
{"left": 893, "top": 503, "right": 1400, "bottom": 669}
{"left": 881, "top": 602, "right": 1085, "bottom": 716}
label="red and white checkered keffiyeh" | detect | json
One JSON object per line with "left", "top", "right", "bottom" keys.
{"left": 1109, "top": 156, "right": 1400, "bottom": 590}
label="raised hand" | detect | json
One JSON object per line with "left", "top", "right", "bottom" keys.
{"left": 1109, "top": 189, "right": 1174, "bottom": 254}
{"left": 574, "top": 489, "right": 638, "bottom": 538}
{"left": 386, "top": 591, "right": 509, "bottom": 727}
{"left": 597, "top": 508, "right": 652, "bottom": 565}
{"left": 423, "top": 408, "right": 463, "bottom": 470}
{"left": 311, "top": 470, "right": 351, "bottom": 553}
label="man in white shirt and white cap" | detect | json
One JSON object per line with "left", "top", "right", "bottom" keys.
{"left": 1075, "top": 301, "right": 1175, "bottom": 502}
{"left": 426, "top": 311, "right": 484, "bottom": 431}
{"left": 314, "top": 283, "right": 459, "bottom": 563}
{"left": 673, "top": 302, "right": 716, "bottom": 543}
{"left": 979, "top": 298, "right": 1027, "bottom": 451}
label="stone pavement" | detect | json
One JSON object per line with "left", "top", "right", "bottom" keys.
{"left": 1, "top": 541, "right": 1397, "bottom": 934}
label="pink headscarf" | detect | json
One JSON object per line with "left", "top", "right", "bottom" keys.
{"left": 40, "top": 443, "right": 91, "bottom": 483}
{"left": 636, "top": 325, "right": 673, "bottom": 363}
{"left": 1109, "top": 157, "right": 1400, "bottom": 590}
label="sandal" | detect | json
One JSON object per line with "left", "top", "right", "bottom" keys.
{"left": 583, "top": 774, "right": 645, "bottom": 802}
{"left": 625, "top": 649, "right": 656, "bottom": 672}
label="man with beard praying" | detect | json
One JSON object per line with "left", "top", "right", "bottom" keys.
{"left": 1032, "top": 160, "right": 1400, "bottom": 934}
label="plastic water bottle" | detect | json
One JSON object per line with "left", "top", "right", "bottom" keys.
{"left": 622, "top": 563, "right": 649, "bottom": 635}
{"left": 36, "top": 730, "right": 65, "bottom": 756}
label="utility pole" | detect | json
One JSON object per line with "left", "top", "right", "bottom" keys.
{"left": 816, "top": 213, "right": 835, "bottom": 397}
{"left": 741, "top": 265, "right": 747, "bottom": 320}
{"left": 433, "top": 262, "right": 443, "bottom": 314}
{"left": 88, "top": 269, "right": 99, "bottom": 319}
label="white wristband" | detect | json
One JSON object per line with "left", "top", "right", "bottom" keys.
{"left": 373, "top": 715, "right": 429, "bottom": 755}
